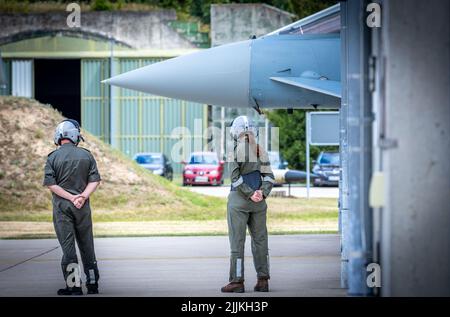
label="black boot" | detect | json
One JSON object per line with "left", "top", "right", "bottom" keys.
{"left": 57, "top": 286, "right": 83, "bottom": 296}
{"left": 87, "top": 284, "right": 99, "bottom": 294}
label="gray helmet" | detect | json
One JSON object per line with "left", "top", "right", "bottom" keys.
{"left": 53, "top": 119, "right": 84, "bottom": 145}
{"left": 229, "top": 115, "right": 258, "bottom": 140}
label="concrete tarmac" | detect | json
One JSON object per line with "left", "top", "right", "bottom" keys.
{"left": 0, "top": 234, "right": 345, "bottom": 297}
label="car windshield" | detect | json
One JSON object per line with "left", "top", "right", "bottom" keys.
{"left": 189, "top": 154, "right": 218, "bottom": 165}
{"left": 319, "top": 153, "right": 339, "bottom": 165}
{"left": 135, "top": 154, "right": 162, "bottom": 165}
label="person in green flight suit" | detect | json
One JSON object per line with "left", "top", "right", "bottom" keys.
{"left": 43, "top": 119, "right": 101, "bottom": 295}
{"left": 221, "top": 115, "right": 275, "bottom": 293}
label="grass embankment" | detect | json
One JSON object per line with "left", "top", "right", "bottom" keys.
{"left": 0, "top": 97, "right": 338, "bottom": 238}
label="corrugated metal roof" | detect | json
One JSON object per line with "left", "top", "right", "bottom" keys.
{"left": 0, "top": 35, "right": 202, "bottom": 58}
{"left": 2, "top": 49, "right": 201, "bottom": 59}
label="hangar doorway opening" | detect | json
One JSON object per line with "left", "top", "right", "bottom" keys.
{"left": 34, "top": 59, "right": 81, "bottom": 123}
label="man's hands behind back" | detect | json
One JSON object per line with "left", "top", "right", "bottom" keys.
{"left": 71, "top": 195, "right": 86, "bottom": 209}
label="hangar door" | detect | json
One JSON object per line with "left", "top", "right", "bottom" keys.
{"left": 34, "top": 59, "right": 81, "bottom": 123}
{"left": 11, "top": 60, "right": 33, "bottom": 98}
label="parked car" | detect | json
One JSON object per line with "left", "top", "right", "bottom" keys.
{"left": 312, "top": 151, "right": 340, "bottom": 186}
{"left": 134, "top": 152, "right": 173, "bottom": 181}
{"left": 182, "top": 152, "right": 224, "bottom": 186}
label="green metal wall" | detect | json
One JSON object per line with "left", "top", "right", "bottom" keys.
{"left": 82, "top": 58, "right": 207, "bottom": 174}
{"left": 81, "top": 59, "right": 110, "bottom": 143}
{"left": 0, "top": 58, "right": 11, "bottom": 96}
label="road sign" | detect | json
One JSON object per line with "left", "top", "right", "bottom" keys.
{"left": 306, "top": 111, "right": 340, "bottom": 198}
{"left": 308, "top": 111, "right": 340, "bottom": 145}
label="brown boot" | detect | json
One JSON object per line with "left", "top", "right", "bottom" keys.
{"left": 221, "top": 282, "right": 245, "bottom": 293}
{"left": 254, "top": 278, "right": 269, "bottom": 292}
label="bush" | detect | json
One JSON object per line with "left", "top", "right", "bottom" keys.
{"left": 91, "top": 0, "right": 113, "bottom": 11}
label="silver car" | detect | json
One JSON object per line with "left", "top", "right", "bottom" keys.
{"left": 134, "top": 152, "right": 173, "bottom": 181}
{"left": 312, "top": 152, "right": 339, "bottom": 187}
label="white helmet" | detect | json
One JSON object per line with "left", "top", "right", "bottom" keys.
{"left": 229, "top": 115, "right": 258, "bottom": 141}
{"left": 53, "top": 119, "right": 84, "bottom": 145}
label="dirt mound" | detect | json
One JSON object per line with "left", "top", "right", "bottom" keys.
{"left": 0, "top": 96, "right": 220, "bottom": 215}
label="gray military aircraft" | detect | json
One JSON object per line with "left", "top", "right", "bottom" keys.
{"left": 102, "top": 19, "right": 341, "bottom": 113}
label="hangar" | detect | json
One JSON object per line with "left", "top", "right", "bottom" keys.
{"left": 0, "top": 5, "right": 293, "bottom": 173}
{"left": 0, "top": 10, "right": 209, "bottom": 174}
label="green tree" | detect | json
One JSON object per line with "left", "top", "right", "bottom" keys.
{"left": 290, "top": 0, "right": 338, "bottom": 18}
{"left": 83, "top": 0, "right": 338, "bottom": 23}
{"left": 185, "top": 0, "right": 338, "bottom": 23}
{"left": 91, "top": 0, "right": 114, "bottom": 11}
{"left": 266, "top": 109, "right": 338, "bottom": 171}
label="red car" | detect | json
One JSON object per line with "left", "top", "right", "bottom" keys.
{"left": 182, "top": 152, "right": 224, "bottom": 186}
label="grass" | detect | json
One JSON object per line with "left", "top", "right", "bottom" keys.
{"left": 0, "top": 197, "right": 338, "bottom": 239}
{"left": 0, "top": 197, "right": 336, "bottom": 222}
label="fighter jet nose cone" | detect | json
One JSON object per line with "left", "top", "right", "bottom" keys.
{"left": 102, "top": 41, "right": 253, "bottom": 108}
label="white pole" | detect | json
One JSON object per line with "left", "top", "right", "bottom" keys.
{"left": 220, "top": 106, "right": 225, "bottom": 159}
{"left": 306, "top": 112, "right": 310, "bottom": 199}
{"left": 109, "top": 37, "right": 116, "bottom": 147}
